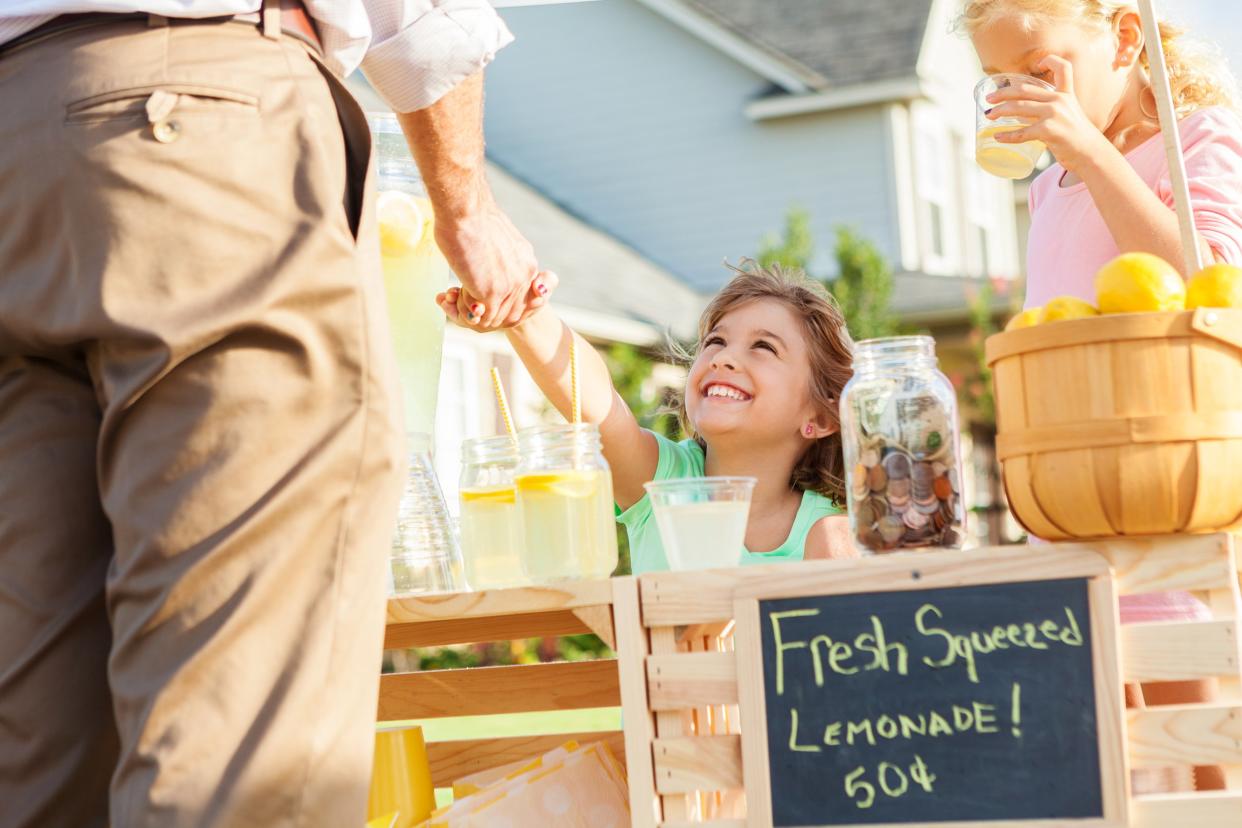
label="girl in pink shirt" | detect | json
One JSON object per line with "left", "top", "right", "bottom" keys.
{"left": 960, "top": 0, "right": 1241, "bottom": 792}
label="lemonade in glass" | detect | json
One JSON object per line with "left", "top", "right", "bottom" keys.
{"left": 515, "top": 425, "right": 619, "bottom": 583}
{"left": 974, "top": 74, "right": 1054, "bottom": 180}
{"left": 378, "top": 190, "right": 452, "bottom": 436}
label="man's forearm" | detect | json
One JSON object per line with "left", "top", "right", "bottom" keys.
{"left": 397, "top": 72, "right": 490, "bottom": 220}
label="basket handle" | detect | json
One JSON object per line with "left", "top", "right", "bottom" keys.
{"left": 1138, "top": 0, "right": 1204, "bottom": 276}
{"left": 997, "top": 411, "right": 1242, "bottom": 460}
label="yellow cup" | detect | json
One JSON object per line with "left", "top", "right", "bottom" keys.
{"left": 368, "top": 726, "right": 435, "bottom": 828}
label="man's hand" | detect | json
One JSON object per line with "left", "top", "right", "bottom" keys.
{"left": 398, "top": 70, "right": 555, "bottom": 329}
{"left": 434, "top": 197, "right": 548, "bottom": 328}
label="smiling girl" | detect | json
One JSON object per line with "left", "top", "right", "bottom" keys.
{"left": 440, "top": 260, "right": 857, "bottom": 573}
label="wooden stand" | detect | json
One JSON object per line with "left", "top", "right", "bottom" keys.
{"left": 380, "top": 579, "right": 624, "bottom": 788}
{"left": 380, "top": 534, "right": 1242, "bottom": 826}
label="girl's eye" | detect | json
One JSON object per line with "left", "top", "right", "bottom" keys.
{"left": 704, "top": 335, "right": 724, "bottom": 348}
{"left": 754, "top": 340, "right": 777, "bottom": 354}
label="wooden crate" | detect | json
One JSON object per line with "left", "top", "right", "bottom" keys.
{"left": 378, "top": 579, "right": 625, "bottom": 789}
{"left": 617, "top": 534, "right": 1242, "bottom": 827}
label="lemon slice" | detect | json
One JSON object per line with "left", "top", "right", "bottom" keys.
{"left": 516, "top": 471, "right": 600, "bottom": 499}
{"left": 377, "top": 190, "right": 428, "bottom": 257}
{"left": 461, "top": 486, "right": 517, "bottom": 505}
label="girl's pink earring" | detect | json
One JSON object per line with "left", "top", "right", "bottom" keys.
{"left": 805, "top": 425, "right": 814, "bottom": 436}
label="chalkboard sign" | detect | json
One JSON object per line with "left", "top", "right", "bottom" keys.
{"left": 733, "top": 550, "right": 1126, "bottom": 828}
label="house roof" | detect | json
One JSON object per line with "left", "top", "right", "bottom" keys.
{"left": 346, "top": 75, "right": 706, "bottom": 345}
{"left": 677, "top": 0, "right": 936, "bottom": 90}
{"left": 485, "top": 163, "right": 706, "bottom": 344}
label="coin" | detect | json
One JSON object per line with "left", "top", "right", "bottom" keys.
{"left": 861, "top": 447, "right": 881, "bottom": 467}
{"left": 855, "top": 500, "right": 876, "bottom": 528}
{"left": 914, "top": 497, "right": 941, "bottom": 515}
{"left": 878, "top": 515, "right": 906, "bottom": 545}
{"left": 902, "top": 509, "right": 930, "bottom": 530}
{"left": 882, "top": 452, "right": 911, "bottom": 480}
{"left": 868, "top": 465, "right": 888, "bottom": 493}
{"left": 886, "top": 478, "right": 911, "bottom": 499}
{"left": 933, "top": 476, "right": 953, "bottom": 501}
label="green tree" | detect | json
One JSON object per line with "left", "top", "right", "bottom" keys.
{"left": 758, "top": 208, "right": 898, "bottom": 341}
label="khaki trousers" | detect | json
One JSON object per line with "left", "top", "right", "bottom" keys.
{"left": 0, "top": 17, "right": 404, "bottom": 828}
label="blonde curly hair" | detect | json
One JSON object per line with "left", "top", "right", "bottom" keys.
{"left": 958, "top": 0, "right": 1239, "bottom": 116}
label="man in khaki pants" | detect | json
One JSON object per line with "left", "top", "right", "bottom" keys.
{"left": 0, "top": 2, "right": 551, "bottom": 825}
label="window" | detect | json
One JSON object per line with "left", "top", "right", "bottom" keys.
{"left": 914, "top": 111, "right": 955, "bottom": 272}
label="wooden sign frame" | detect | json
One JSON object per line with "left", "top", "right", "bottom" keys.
{"left": 732, "top": 547, "right": 1128, "bottom": 828}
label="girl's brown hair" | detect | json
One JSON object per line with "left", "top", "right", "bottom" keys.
{"left": 958, "top": 0, "right": 1239, "bottom": 116}
{"left": 677, "top": 259, "right": 855, "bottom": 504}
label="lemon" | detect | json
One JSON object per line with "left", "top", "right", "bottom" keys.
{"left": 1039, "top": 296, "right": 1100, "bottom": 324}
{"left": 515, "top": 471, "right": 601, "bottom": 499}
{"left": 1004, "top": 307, "right": 1043, "bottom": 331}
{"left": 1095, "top": 253, "right": 1186, "bottom": 314}
{"left": 1186, "top": 263, "right": 1242, "bottom": 309}
{"left": 460, "top": 486, "right": 516, "bottom": 505}
{"left": 377, "top": 191, "right": 430, "bottom": 257}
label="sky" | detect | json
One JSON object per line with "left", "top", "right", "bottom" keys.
{"left": 1164, "top": 0, "right": 1242, "bottom": 71}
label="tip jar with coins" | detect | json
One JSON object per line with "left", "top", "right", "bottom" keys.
{"left": 839, "top": 336, "right": 966, "bottom": 553}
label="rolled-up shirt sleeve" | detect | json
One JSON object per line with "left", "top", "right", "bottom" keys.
{"left": 358, "top": 0, "right": 514, "bottom": 113}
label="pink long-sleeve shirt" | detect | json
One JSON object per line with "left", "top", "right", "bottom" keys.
{"left": 1024, "top": 106, "right": 1242, "bottom": 626}
{"left": 1026, "top": 106, "right": 1242, "bottom": 307}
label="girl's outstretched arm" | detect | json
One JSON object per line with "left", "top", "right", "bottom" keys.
{"left": 440, "top": 287, "right": 658, "bottom": 509}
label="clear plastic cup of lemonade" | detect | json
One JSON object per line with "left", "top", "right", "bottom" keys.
{"left": 514, "top": 424, "right": 619, "bottom": 583}
{"left": 974, "top": 73, "right": 1055, "bottom": 179}
{"left": 645, "top": 477, "right": 756, "bottom": 570}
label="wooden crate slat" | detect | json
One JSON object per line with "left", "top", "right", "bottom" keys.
{"left": 387, "top": 579, "right": 614, "bottom": 624}
{"left": 378, "top": 659, "right": 620, "bottom": 720}
{"left": 660, "top": 821, "right": 745, "bottom": 828}
{"left": 647, "top": 651, "right": 738, "bottom": 711}
{"left": 653, "top": 735, "right": 743, "bottom": 794}
{"left": 1122, "top": 619, "right": 1239, "bottom": 683}
{"left": 1127, "top": 703, "right": 1242, "bottom": 767}
{"left": 612, "top": 576, "right": 661, "bottom": 828}
{"left": 384, "top": 609, "right": 596, "bottom": 650}
{"left": 1089, "top": 533, "right": 1235, "bottom": 595}
{"left": 423, "top": 730, "right": 625, "bottom": 789}
{"left": 1131, "top": 792, "right": 1242, "bottom": 828}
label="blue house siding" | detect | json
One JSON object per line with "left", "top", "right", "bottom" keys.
{"left": 484, "top": 0, "right": 898, "bottom": 292}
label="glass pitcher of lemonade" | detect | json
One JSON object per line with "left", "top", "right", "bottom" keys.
{"left": 368, "top": 113, "right": 453, "bottom": 436}
{"left": 459, "top": 436, "right": 527, "bottom": 590}
{"left": 974, "top": 74, "right": 1055, "bottom": 179}
{"left": 514, "top": 424, "right": 619, "bottom": 582}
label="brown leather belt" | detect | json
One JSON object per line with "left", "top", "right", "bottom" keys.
{"left": 0, "top": 0, "right": 321, "bottom": 59}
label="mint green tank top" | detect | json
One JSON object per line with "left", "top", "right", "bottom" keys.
{"left": 617, "top": 432, "right": 841, "bottom": 575}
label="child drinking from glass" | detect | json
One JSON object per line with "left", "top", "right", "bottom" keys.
{"left": 962, "top": 0, "right": 1242, "bottom": 792}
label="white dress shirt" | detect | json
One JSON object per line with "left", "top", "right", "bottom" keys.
{"left": 0, "top": 1, "right": 514, "bottom": 112}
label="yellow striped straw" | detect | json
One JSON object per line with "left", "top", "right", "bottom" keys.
{"left": 490, "top": 367, "right": 516, "bottom": 441}
{"left": 570, "top": 338, "right": 582, "bottom": 424}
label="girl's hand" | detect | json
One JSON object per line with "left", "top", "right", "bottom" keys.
{"left": 986, "top": 55, "right": 1111, "bottom": 174}
{"left": 436, "top": 271, "right": 557, "bottom": 331}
